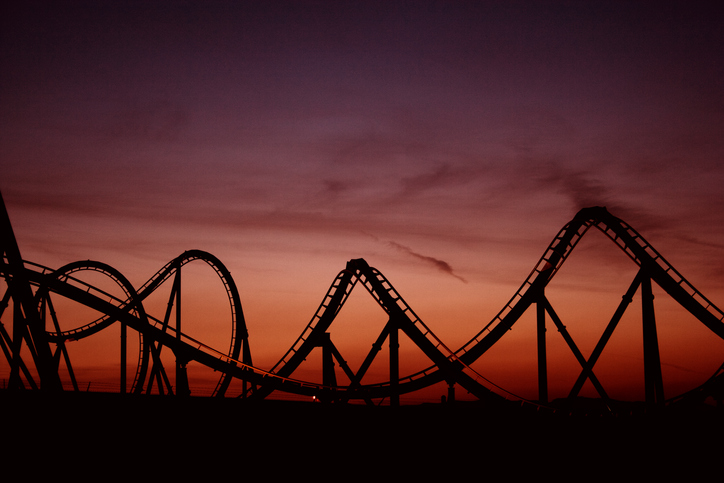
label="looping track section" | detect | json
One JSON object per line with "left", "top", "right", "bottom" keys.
{"left": 1, "top": 195, "right": 722, "bottom": 409}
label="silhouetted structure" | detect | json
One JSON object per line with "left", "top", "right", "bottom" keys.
{"left": 1, "top": 192, "right": 722, "bottom": 414}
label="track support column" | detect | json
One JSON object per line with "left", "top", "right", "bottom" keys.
{"left": 121, "top": 320, "right": 127, "bottom": 394}
{"left": 537, "top": 297, "right": 549, "bottom": 404}
{"left": 641, "top": 275, "right": 664, "bottom": 407}
{"left": 176, "top": 360, "right": 190, "bottom": 397}
{"left": 1, "top": 193, "right": 62, "bottom": 391}
{"left": 447, "top": 383, "right": 455, "bottom": 403}
{"left": 321, "top": 333, "right": 337, "bottom": 402}
{"left": 389, "top": 318, "right": 399, "bottom": 407}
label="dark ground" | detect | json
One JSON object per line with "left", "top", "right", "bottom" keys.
{"left": 2, "top": 390, "right": 721, "bottom": 478}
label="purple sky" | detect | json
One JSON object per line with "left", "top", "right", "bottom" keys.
{"left": 2, "top": 1, "right": 723, "bottom": 400}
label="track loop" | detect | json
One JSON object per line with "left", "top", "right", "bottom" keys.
{"left": 2, "top": 206, "right": 722, "bottom": 407}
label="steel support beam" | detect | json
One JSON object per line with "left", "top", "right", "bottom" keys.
{"left": 320, "top": 333, "right": 337, "bottom": 403}
{"left": 1, "top": 193, "right": 62, "bottom": 391}
{"left": 641, "top": 275, "right": 665, "bottom": 407}
{"left": 389, "top": 318, "right": 399, "bottom": 407}
{"left": 569, "top": 270, "right": 643, "bottom": 398}
{"left": 173, "top": 267, "right": 190, "bottom": 397}
{"left": 543, "top": 297, "right": 610, "bottom": 401}
{"left": 536, "top": 298, "right": 548, "bottom": 404}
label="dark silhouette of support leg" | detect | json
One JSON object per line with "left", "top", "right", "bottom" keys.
{"left": 43, "top": 292, "right": 79, "bottom": 391}
{"left": 0, "top": 310, "right": 36, "bottom": 389}
{"left": 389, "top": 319, "right": 399, "bottom": 407}
{"left": 121, "top": 321, "right": 127, "bottom": 394}
{"left": 326, "top": 337, "right": 365, "bottom": 404}
{"left": 569, "top": 270, "right": 643, "bottom": 399}
{"left": 329, "top": 342, "right": 354, "bottom": 382}
{"left": 321, "top": 333, "right": 337, "bottom": 402}
{"left": 174, "top": 266, "right": 183, "bottom": 396}
{"left": 146, "top": 342, "right": 173, "bottom": 395}
{"left": 1, "top": 193, "right": 62, "bottom": 391}
{"left": 339, "top": 324, "right": 389, "bottom": 405}
{"left": 536, "top": 299, "right": 548, "bottom": 404}
{"left": 241, "top": 341, "right": 254, "bottom": 399}
{"left": 543, "top": 298, "right": 610, "bottom": 402}
{"left": 10, "top": 301, "right": 28, "bottom": 388}
{"left": 447, "top": 383, "right": 455, "bottom": 403}
{"left": 176, "top": 359, "right": 190, "bottom": 397}
{"left": 641, "top": 276, "right": 665, "bottom": 407}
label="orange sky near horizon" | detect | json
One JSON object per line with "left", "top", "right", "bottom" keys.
{"left": 1, "top": 1, "right": 723, "bottom": 404}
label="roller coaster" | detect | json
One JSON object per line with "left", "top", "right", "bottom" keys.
{"left": 1, "top": 192, "right": 723, "bottom": 413}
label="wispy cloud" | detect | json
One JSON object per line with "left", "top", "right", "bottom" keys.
{"left": 387, "top": 240, "right": 467, "bottom": 283}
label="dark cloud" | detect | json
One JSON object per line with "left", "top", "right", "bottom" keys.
{"left": 387, "top": 241, "right": 467, "bottom": 283}
{"left": 545, "top": 168, "right": 670, "bottom": 235}
{"left": 519, "top": 161, "right": 610, "bottom": 211}
{"left": 317, "top": 179, "right": 353, "bottom": 204}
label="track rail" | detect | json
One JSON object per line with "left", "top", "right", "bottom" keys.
{"left": 2, "top": 261, "right": 364, "bottom": 398}
{"left": 374, "top": 207, "right": 724, "bottom": 398}
{"left": 2, "top": 205, "right": 722, "bottom": 405}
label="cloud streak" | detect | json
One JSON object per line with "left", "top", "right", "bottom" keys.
{"left": 387, "top": 240, "right": 467, "bottom": 283}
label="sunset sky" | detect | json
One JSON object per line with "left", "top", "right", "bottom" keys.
{"left": 2, "top": 1, "right": 723, "bottom": 403}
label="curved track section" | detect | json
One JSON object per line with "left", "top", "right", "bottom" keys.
{"left": 2, "top": 204, "right": 722, "bottom": 406}
{"left": 347, "top": 258, "right": 511, "bottom": 401}
{"left": 246, "top": 267, "right": 358, "bottom": 399}
{"left": 133, "top": 250, "right": 250, "bottom": 396}
{"left": 43, "top": 260, "right": 148, "bottom": 339}
{"left": 592, "top": 209, "right": 724, "bottom": 338}
{"left": 254, "top": 261, "right": 507, "bottom": 402}
{"left": 260, "top": 206, "right": 724, "bottom": 404}
{"left": 378, "top": 206, "right": 724, "bottom": 398}
{"left": 42, "top": 260, "right": 151, "bottom": 393}
{"left": 255, "top": 208, "right": 598, "bottom": 401}
{"left": 454, "top": 206, "right": 724, "bottom": 362}
{"left": 7, "top": 261, "right": 350, "bottom": 399}
{"left": 3, "top": 251, "right": 252, "bottom": 397}
{"left": 268, "top": 268, "right": 357, "bottom": 377}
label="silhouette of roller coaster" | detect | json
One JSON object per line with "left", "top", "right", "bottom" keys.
{"left": 1, "top": 192, "right": 723, "bottom": 413}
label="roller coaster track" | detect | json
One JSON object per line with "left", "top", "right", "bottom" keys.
{"left": 40, "top": 259, "right": 150, "bottom": 394}
{"left": 252, "top": 259, "right": 505, "bottom": 402}
{"left": 254, "top": 206, "right": 724, "bottom": 405}
{"left": 1, "top": 194, "right": 723, "bottom": 408}
{"left": 0, "top": 258, "right": 355, "bottom": 398}
{"left": 349, "top": 206, "right": 724, "bottom": 401}
{"left": 10, "top": 251, "right": 252, "bottom": 397}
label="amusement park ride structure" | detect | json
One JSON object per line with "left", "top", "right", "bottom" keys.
{"left": 1, "top": 192, "right": 723, "bottom": 413}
